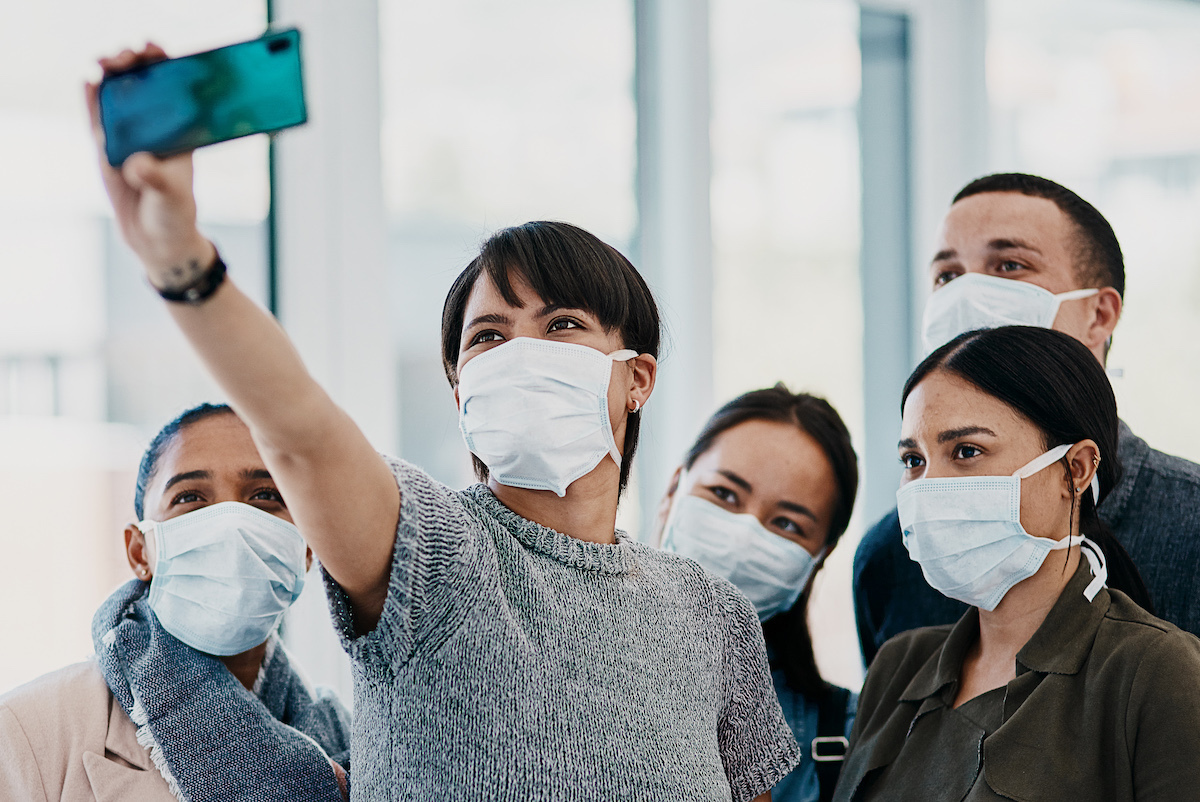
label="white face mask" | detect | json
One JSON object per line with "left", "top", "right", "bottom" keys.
{"left": 661, "top": 493, "right": 822, "bottom": 621}
{"left": 897, "top": 443, "right": 1107, "bottom": 611}
{"left": 457, "top": 337, "right": 637, "bottom": 497}
{"left": 140, "top": 501, "right": 308, "bottom": 656}
{"left": 921, "top": 273, "right": 1099, "bottom": 354}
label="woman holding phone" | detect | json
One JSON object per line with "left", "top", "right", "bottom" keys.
{"left": 86, "top": 44, "right": 800, "bottom": 802}
{"left": 833, "top": 326, "right": 1200, "bottom": 802}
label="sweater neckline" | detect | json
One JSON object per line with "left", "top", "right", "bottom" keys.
{"left": 466, "top": 485, "right": 636, "bottom": 575}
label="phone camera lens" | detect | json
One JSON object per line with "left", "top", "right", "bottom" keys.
{"left": 267, "top": 38, "right": 291, "bottom": 53}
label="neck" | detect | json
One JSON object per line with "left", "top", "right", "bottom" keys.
{"left": 956, "top": 546, "right": 1080, "bottom": 707}
{"left": 219, "top": 641, "right": 269, "bottom": 692}
{"left": 488, "top": 459, "right": 621, "bottom": 544}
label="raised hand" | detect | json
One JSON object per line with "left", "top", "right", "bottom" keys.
{"left": 84, "top": 43, "right": 215, "bottom": 287}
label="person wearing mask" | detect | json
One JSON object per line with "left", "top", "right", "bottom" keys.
{"left": 854, "top": 173, "right": 1200, "bottom": 665}
{"left": 835, "top": 325, "right": 1200, "bottom": 802}
{"left": 657, "top": 385, "right": 859, "bottom": 802}
{"left": 0, "top": 403, "right": 350, "bottom": 802}
{"left": 82, "top": 44, "right": 800, "bottom": 802}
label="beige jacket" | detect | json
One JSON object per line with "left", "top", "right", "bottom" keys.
{"left": 0, "top": 660, "right": 176, "bottom": 802}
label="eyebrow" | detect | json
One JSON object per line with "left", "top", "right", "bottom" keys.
{"left": 162, "top": 467, "right": 275, "bottom": 493}
{"left": 898, "top": 426, "right": 998, "bottom": 449}
{"left": 718, "top": 469, "right": 817, "bottom": 522}
{"left": 464, "top": 312, "right": 512, "bottom": 331}
{"left": 938, "top": 426, "right": 997, "bottom": 444}
{"left": 163, "top": 469, "right": 210, "bottom": 492}
{"left": 987, "top": 238, "right": 1041, "bottom": 254}
{"left": 931, "top": 238, "right": 1044, "bottom": 265}
{"left": 242, "top": 468, "right": 275, "bottom": 482}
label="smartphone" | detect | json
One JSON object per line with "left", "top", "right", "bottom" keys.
{"left": 98, "top": 28, "right": 307, "bottom": 166}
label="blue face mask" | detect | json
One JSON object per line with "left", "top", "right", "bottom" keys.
{"left": 139, "top": 501, "right": 308, "bottom": 656}
{"left": 897, "top": 444, "right": 1106, "bottom": 611}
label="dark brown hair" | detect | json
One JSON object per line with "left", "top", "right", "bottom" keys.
{"left": 441, "top": 221, "right": 661, "bottom": 493}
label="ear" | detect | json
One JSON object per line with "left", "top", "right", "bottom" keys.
{"left": 1082, "top": 288, "right": 1122, "bottom": 363}
{"left": 626, "top": 353, "right": 657, "bottom": 411}
{"left": 125, "top": 524, "right": 155, "bottom": 581}
{"left": 1064, "top": 440, "right": 1101, "bottom": 500}
{"left": 651, "top": 465, "right": 684, "bottom": 546}
{"left": 453, "top": 384, "right": 461, "bottom": 411}
{"left": 305, "top": 546, "right": 314, "bottom": 573}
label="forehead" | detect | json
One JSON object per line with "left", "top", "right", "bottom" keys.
{"left": 694, "top": 419, "right": 834, "bottom": 493}
{"left": 150, "top": 414, "right": 263, "bottom": 486}
{"left": 462, "top": 268, "right": 544, "bottom": 321}
{"left": 900, "top": 370, "right": 1032, "bottom": 438}
{"left": 940, "top": 192, "right": 1075, "bottom": 254}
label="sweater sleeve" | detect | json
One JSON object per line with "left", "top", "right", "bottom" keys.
{"left": 1127, "top": 629, "right": 1200, "bottom": 800}
{"left": 714, "top": 579, "right": 803, "bottom": 802}
{"left": 322, "top": 456, "right": 480, "bottom": 674}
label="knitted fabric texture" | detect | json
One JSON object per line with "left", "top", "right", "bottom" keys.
{"left": 323, "top": 457, "right": 802, "bottom": 801}
{"left": 93, "top": 579, "right": 351, "bottom": 802}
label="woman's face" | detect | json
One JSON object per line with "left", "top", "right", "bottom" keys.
{"left": 127, "top": 413, "right": 306, "bottom": 578}
{"left": 898, "top": 369, "right": 1073, "bottom": 539}
{"left": 454, "top": 269, "right": 655, "bottom": 454}
{"left": 667, "top": 419, "right": 838, "bottom": 556}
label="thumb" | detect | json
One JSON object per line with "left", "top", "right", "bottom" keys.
{"left": 121, "top": 152, "right": 175, "bottom": 193}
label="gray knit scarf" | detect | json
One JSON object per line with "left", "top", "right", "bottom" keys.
{"left": 93, "top": 579, "right": 349, "bottom": 802}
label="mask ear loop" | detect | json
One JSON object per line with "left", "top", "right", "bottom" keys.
{"left": 1079, "top": 537, "right": 1108, "bottom": 601}
{"left": 603, "top": 350, "right": 640, "bottom": 467}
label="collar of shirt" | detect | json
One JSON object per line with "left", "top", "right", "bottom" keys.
{"left": 896, "top": 561, "right": 1110, "bottom": 707}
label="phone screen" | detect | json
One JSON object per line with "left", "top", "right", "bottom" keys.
{"left": 99, "top": 29, "right": 307, "bottom": 166}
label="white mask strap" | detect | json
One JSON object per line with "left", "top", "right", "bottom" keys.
{"left": 1079, "top": 536, "right": 1108, "bottom": 601}
{"left": 1054, "top": 287, "right": 1100, "bottom": 303}
{"left": 604, "top": 350, "right": 638, "bottom": 467}
{"left": 1013, "top": 443, "right": 1073, "bottom": 479}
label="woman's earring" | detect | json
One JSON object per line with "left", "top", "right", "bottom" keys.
{"left": 629, "top": 399, "right": 641, "bottom": 413}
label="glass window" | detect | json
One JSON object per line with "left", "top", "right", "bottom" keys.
{"left": 990, "top": 0, "right": 1200, "bottom": 463}
{"left": 0, "top": 4, "right": 267, "bottom": 692}
{"left": 710, "top": 0, "right": 863, "bottom": 688}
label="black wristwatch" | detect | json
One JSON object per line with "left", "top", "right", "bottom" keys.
{"left": 153, "top": 251, "right": 228, "bottom": 305}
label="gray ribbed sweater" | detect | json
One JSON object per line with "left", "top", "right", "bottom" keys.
{"left": 324, "top": 458, "right": 801, "bottom": 801}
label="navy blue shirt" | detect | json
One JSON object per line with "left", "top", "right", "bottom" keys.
{"left": 854, "top": 421, "right": 1200, "bottom": 664}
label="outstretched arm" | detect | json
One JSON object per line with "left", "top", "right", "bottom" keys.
{"left": 87, "top": 45, "right": 399, "bottom": 630}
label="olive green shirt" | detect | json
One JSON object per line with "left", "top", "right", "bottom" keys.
{"left": 836, "top": 561, "right": 1200, "bottom": 802}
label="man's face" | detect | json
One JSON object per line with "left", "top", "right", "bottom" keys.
{"left": 929, "top": 191, "right": 1097, "bottom": 342}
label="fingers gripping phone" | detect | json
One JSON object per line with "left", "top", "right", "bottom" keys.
{"left": 98, "top": 29, "right": 307, "bottom": 167}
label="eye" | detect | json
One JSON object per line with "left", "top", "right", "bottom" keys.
{"left": 250, "top": 487, "right": 286, "bottom": 506}
{"left": 933, "top": 269, "right": 962, "bottom": 288}
{"left": 953, "top": 443, "right": 984, "bottom": 460}
{"left": 899, "top": 452, "right": 924, "bottom": 470}
{"left": 169, "top": 489, "right": 204, "bottom": 506}
{"left": 995, "top": 260, "right": 1025, "bottom": 274}
{"left": 707, "top": 485, "right": 738, "bottom": 505}
{"left": 770, "top": 516, "right": 805, "bottom": 537}
{"left": 547, "top": 317, "right": 582, "bottom": 333}
{"left": 468, "top": 330, "right": 503, "bottom": 347}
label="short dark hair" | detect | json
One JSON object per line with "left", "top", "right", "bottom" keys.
{"left": 684, "top": 383, "right": 859, "bottom": 699}
{"left": 902, "top": 326, "right": 1152, "bottom": 612}
{"left": 954, "top": 173, "right": 1125, "bottom": 298}
{"left": 440, "top": 221, "right": 661, "bottom": 494}
{"left": 134, "top": 403, "right": 235, "bottom": 520}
